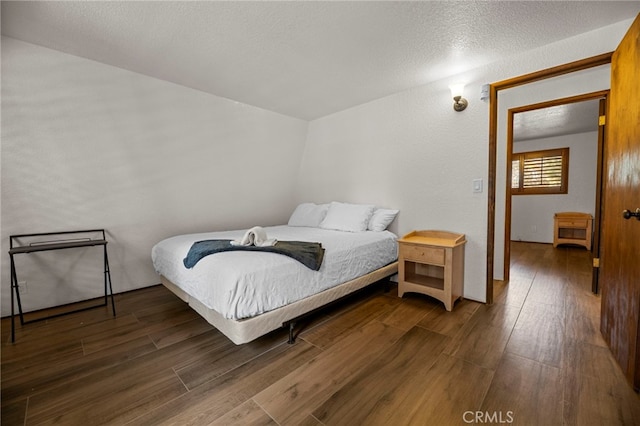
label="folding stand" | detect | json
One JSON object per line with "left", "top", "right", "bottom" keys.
{"left": 8, "top": 229, "right": 116, "bottom": 342}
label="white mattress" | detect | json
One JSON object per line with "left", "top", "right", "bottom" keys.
{"left": 151, "top": 225, "right": 398, "bottom": 320}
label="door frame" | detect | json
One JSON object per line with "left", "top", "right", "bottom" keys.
{"left": 592, "top": 97, "right": 608, "bottom": 294}
{"left": 504, "top": 91, "right": 609, "bottom": 287}
{"left": 486, "top": 52, "right": 612, "bottom": 303}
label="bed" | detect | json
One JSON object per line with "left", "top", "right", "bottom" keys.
{"left": 151, "top": 202, "right": 399, "bottom": 344}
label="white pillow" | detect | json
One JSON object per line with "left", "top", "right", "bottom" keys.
{"left": 287, "top": 203, "right": 329, "bottom": 227}
{"left": 368, "top": 208, "right": 399, "bottom": 232}
{"left": 319, "top": 202, "right": 375, "bottom": 232}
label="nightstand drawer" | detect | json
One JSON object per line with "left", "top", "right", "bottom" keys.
{"left": 401, "top": 245, "right": 445, "bottom": 265}
{"left": 557, "top": 219, "right": 588, "bottom": 228}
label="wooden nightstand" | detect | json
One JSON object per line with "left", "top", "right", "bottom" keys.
{"left": 553, "top": 212, "right": 593, "bottom": 250}
{"left": 398, "top": 230, "right": 466, "bottom": 311}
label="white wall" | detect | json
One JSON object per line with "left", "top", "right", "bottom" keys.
{"left": 1, "top": 37, "right": 308, "bottom": 314}
{"left": 297, "top": 19, "right": 634, "bottom": 301}
{"left": 297, "top": 82, "right": 489, "bottom": 302}
{"left": 511, "top": 131, "right": 598, "bottom": 243}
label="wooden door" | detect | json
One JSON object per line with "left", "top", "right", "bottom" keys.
{"left": 600, "top": 13, "right": 640, "bottom": 391}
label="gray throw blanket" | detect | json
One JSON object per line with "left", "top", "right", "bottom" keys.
{"left": 183, "top": 239, "right": 325, "bottom": 271}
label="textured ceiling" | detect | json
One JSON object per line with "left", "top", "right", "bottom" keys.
{"left": 514, "top": 100, "right": 601, "bottom": 142}
{"left": 2, "top": 1, "right": 639, "bottom": 120}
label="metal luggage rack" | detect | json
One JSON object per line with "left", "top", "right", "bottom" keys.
{"left": 8, "top": 229, "right": 116, "bottom": 342}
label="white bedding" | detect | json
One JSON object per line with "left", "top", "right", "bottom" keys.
{"left": 151, "top": 225, "right": 398, "bottom": 320}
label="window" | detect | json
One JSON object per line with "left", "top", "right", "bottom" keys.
{"left": 511, "top": 147, "right": 569, "bottom": 195}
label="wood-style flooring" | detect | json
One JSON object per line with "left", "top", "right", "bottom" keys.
{"left": 2, "top": 242, "right": 639, "bottom": 425}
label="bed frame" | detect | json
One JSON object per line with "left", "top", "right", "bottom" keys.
{"left": 160, "top": 261, "right": 398, "bottom": 345}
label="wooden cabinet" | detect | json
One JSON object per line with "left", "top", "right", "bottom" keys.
{"left": 398, "top": 230, "right": 466, "bottom": 311}
{"left": 553, "top": 212, "right": 593, "bottom": 250}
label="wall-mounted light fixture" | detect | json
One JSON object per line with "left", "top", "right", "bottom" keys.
{"left": 449, "top": 83, "right": 468, "bottom": 112}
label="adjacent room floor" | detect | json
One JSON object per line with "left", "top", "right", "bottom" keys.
{"left": 2, "top": 242, "right": 639, "bottom": 425}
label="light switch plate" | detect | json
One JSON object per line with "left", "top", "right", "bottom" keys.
{"left": 473, "top": 179, "right": 483, "bottom": 193}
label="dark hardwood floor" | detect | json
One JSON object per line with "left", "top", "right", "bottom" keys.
{"left": 2, "top": 242, "right": 639, "bottom": 425}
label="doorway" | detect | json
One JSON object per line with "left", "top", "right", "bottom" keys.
{"left": 504, "top": 92, "right": 608, "bottom": 286}
{"left": 485, "top": 52, "right": 612, "bottom": 304}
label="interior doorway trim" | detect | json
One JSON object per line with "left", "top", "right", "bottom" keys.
{"left": 486, "top": 52, "right": 612, "bottom": 304}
